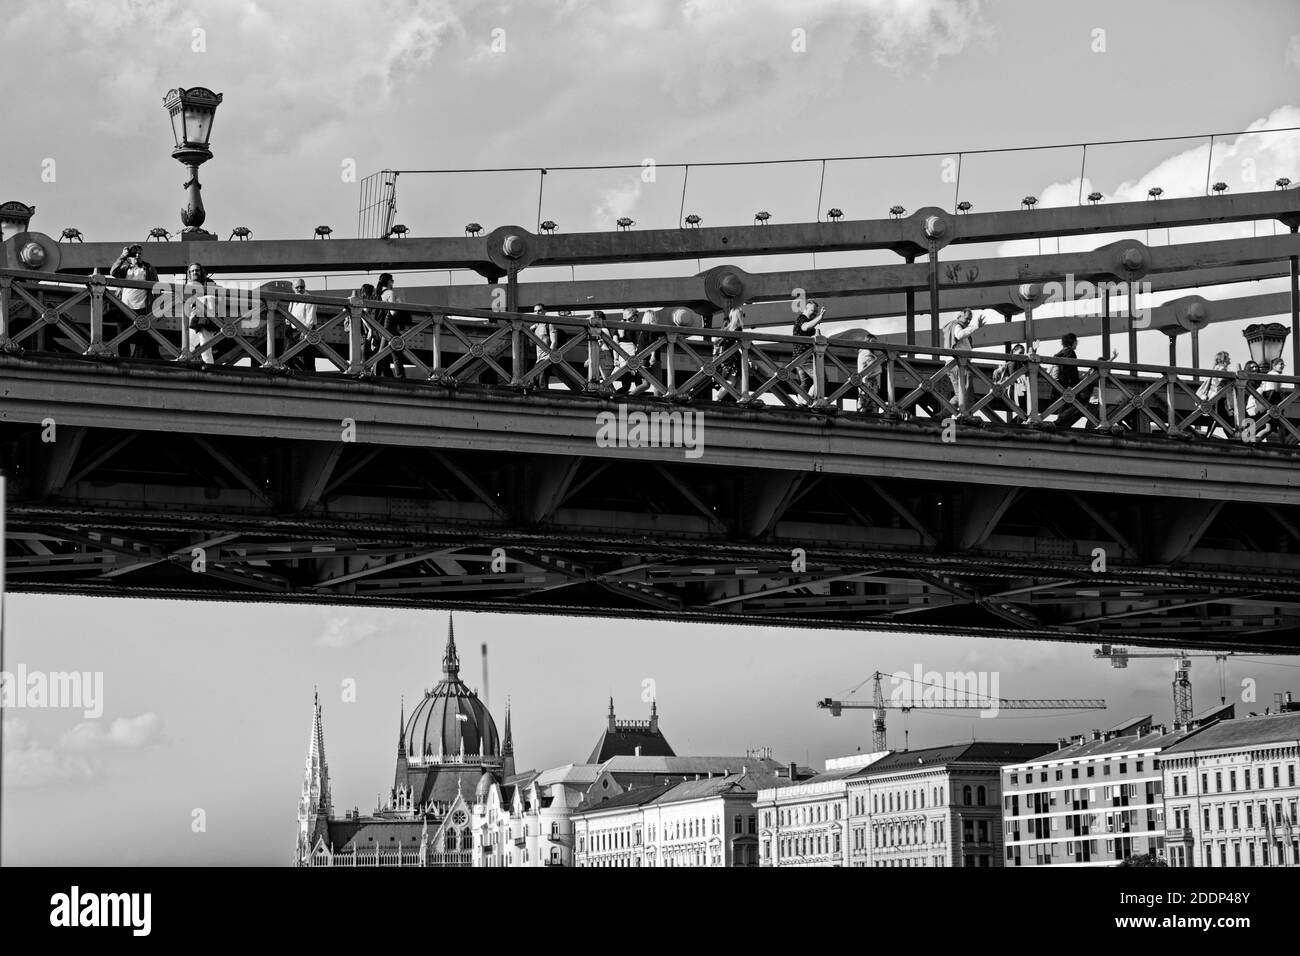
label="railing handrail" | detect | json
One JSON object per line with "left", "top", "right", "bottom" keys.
{"left": 6, "top": 266, "right": 1299, "bottom": 382}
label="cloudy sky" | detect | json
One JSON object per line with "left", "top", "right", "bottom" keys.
{"left": 3, "top": 0, "right": 1300, "bottom": 865}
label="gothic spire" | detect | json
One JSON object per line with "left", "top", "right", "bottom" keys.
{"left": 299, "top": 688, "right": 332, "bottom": 829}
{"left": 397, "top": 695, "right": 406, "bottom": 758}
{"left": 442, "top": 614, "right": 460, "bottom": 677}
{"left": 503, "top": 698, "right": 514, "bottom": 755}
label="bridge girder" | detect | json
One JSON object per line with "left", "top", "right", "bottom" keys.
{"left": 4, "top": 364, "right": 1300, "bottom": 653}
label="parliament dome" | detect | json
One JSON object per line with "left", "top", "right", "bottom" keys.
{"left": 403, "top": 618, "right": 500, "bottom": 762}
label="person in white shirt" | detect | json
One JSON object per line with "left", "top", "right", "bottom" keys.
{"left": 288, "top": 278, "right": 318, "bottom": 372}
{"left": 109, "top": 244, "right": 161, "bottom": 358}
{"left": 183, "top": 262, "right": 219, "bottom": 364}
{"left": 941, "top": 308, "right": 986, "bottom": 415}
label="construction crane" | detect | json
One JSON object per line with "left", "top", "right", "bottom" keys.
{"left": 1093, "top": 645, "right": 1231, "bottom": 726}
{"left": 817, "top": 671, "right": 1107, "bottom": 753}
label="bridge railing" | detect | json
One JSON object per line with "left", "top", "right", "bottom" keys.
{"left": 2, "top": 267, "right": 1298, "bottom": 445}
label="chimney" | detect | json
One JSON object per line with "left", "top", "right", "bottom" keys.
{"left": 1057, "top": 737, "right": 1068, "bottom": 749}
{"left": 634, "top": 745, "right": 642, "bottom": 757}
{"left": 788, "top": 761, "right": 798, "bottom": 780}
{"left": 1091, "top": 729, "right": 1102, "bottom": 741}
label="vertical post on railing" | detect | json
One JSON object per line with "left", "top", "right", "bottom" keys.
{"left": 1101, "top": 287, "right": 1111, "bottom": 364}
{"left": 812, "top": 332, "right": 827, "bottom": 406}
{"left": 265, "top": 298, "right": 278, "bottom": 369}
{"left": 885, "top": 348, "right": 897, "bottom": 417}
{"left": 1027, "top": 357, "right": 1040, "bottom": 423}
{"left": 179, "top": 281, "right": 192, "bottom": 359}
{"left": 927, "top": 241, "right": 940, "bottom": 349}
{"left": 431, "top": 314, "right": 443, "bottom": 377}
{"left": 739, "top": 341, "right": 750, "bottom": 400}
{"left": 1290, "top": 224, "right": 1299, "bottom": 374}
{"left": 664, "top": 332, "right": 678, "bottom": 397}
{"left": 1191, "top": 328, "right": 1200, "bottom": 377}
{"left": 510, "top": 316, "right": 523, "bottom": 386}
{"left": 1127, "top": 282, "right": 1138, "bottom": 365}
{"left": 586, "top": 315, "right": 601, "bottom": 390}
{"left": 87, "top": 274, "right": 106, "bottom": 356}
{"left": 0, "top": 276, "right": 11, "bottom": 350}
{"left": 346, "top": 294, "right": 364, "bottom": 375}
{"left": 905, "top": 255, "right": 916, "bottom": 347}
{"left": 1165, "top": 331, "right": 1179, "bottom": 434}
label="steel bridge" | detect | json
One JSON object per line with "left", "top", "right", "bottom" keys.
{"left": 2, "top": 188, "right": 1300, "bottom": 652}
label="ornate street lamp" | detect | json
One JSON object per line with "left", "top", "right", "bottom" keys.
{"left": 1242, "top": 322, "right": 1290, "bottom": 367}
{"left": 163, "top": 86, "right": 223, "bottom": 241}
{"left": 0, "top": 201, "right": 35, "bottom": 242}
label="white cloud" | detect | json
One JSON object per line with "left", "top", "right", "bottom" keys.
{"left": 858, "top": 0, "right": 992, "bottom": 72}
{"left": 996, "top": 104, "right": 1300, "bottom": 259}
{"left": 5, "top": 0, "right": 467, "bottom": 146}
{"left": 592, "top": 179, "right": 644, "bottom": 226}
{"left": 3, "top": 712, "right": 166, "bottom": 788}
{"left": 60, "top": 712, "right": 167, "bottom": 751}
{"left": 316, "top": 612, "right": 381, "bottom": 648}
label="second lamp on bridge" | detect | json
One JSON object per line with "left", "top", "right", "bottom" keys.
{"left": 163, "top": 86, "right": 223, "bottom": 242}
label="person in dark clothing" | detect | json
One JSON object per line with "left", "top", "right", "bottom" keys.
{"left": 109, "top": 244, "right": 162, "bottom": 358}
{"left": 792, "top": 300, "right": 827, "bottom": 401}
{"left": 372, "top": 272, "right": 404, "bottom": 379}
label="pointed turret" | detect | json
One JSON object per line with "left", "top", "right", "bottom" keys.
{"left": 650, "top": 697, "right": 659, "bottom": 731}
{"left": 397, "top": 696, "right": 407, "bottom": 757}
{"left": 607, "top": 695, "right": 617, "bottom": 731}
{"left": 443, "top": 614, "right": 460, "bottom": 678}
{"left": 393, "top": 695, "right": 410, "bottom": 799}
{"left": 296, "top": 689, "right": 332, "bottom": 864}
{"left": 502, "top": 699, "right": 516, "bottom": 779}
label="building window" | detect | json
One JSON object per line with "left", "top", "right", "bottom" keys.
{"left": 963, "top": 786, "right": 972, "bottom": 806}
{"left": 977, "top": 786, "right": 987, "bottom": 806}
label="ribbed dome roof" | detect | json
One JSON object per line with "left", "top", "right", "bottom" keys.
{"left": 403, "top": 617, "right": 500, "bottom": 762}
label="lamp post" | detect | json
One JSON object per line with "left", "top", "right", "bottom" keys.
{"left": 1242, "top": 322, "right": 1290, "bottom": 369}
{"left": 163, "top": 87, "right": 223, "bottom": 241}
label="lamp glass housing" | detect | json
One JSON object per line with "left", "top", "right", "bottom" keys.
{"left": 1243, "top": 322, "right": 1289, "bottom": 367}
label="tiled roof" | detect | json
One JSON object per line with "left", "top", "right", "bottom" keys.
{"left": 587, "top": 726, "right": 676, "bottom": 763}
{"left": 598, "top": 754, "right": 784, "bottom": 776}
{"left": 1162, "top": 711, "right": 1300, "bottom": 754}
{"left": 654, "top": 771, "right": 788, "bottom": 805}
{"left": 575, "top": 780, "right": 675, "bottom": 815}
{"left": 861, "top": 741, "right": 1056, "bottom": 776}
{"left": 1007, "top": 728, "right": 1196, "bottom": 766}
{"left": 534, "top": 763, "right": 604, "bottom": 786}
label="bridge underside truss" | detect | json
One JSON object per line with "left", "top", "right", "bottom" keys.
{"left": 4, "top": 381, "right": 1299, "bottom": 653}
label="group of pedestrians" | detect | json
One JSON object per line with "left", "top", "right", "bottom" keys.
{"left": 91, "top": 258, "right": 1295, "bottom": 439}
